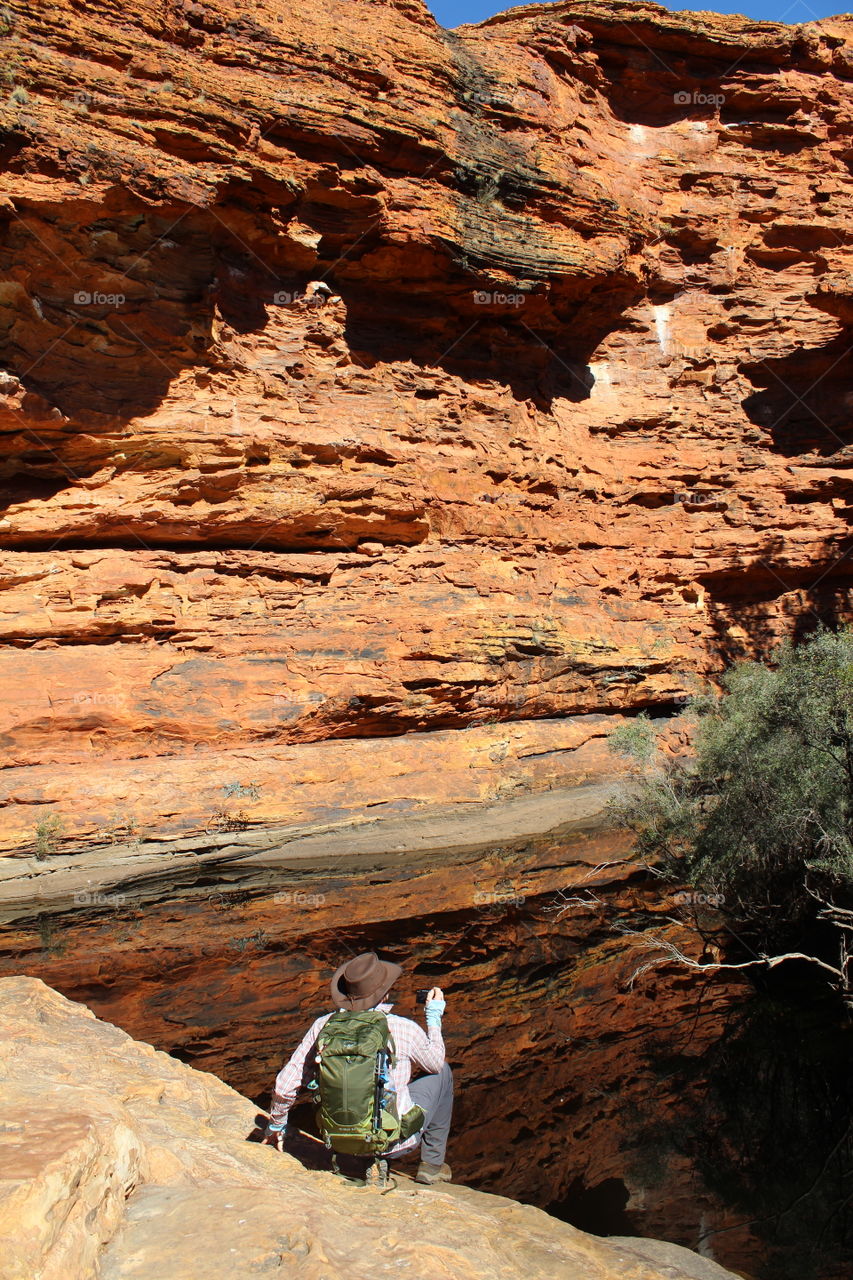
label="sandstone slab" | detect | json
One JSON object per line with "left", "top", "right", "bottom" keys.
{"left": 0, "top": 976, "right": 743, "bottom": 1280}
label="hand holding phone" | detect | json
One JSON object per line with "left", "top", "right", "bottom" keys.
{"left": 423, "top": 986, "right": 446, "bottom": 1028}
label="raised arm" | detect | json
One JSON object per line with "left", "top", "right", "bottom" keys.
{"left": 410, "top": 986, "right": 446, "bottom": 1074}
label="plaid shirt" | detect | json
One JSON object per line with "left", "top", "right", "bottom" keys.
{"left": 269, "top": 1002, "right": 445, "bottom": 1157}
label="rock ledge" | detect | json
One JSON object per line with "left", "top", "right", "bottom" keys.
{"left": 0, "top": 976, "right": 741, "bottom": 1280}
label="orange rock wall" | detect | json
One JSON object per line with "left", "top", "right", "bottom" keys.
{"left": 3, "top": 0, "right": 853, "bottom": 850}
{"left": 3, "top": 9, "right": 853, "bottom": 1276}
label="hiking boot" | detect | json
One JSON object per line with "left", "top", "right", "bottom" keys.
{"left": 415, "top": 1161, "right": 452, "bottom": 1185}
{"left": 366, "top": 1158, "right": 397, "bottom": 1192}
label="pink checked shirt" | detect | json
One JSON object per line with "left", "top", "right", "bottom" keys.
{"left": 269, "top": 1002, "right": 445, "bottom": 1157}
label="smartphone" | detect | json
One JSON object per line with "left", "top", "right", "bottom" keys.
{"left": 416, "top": 988, "right": 430, "bottom": 1004}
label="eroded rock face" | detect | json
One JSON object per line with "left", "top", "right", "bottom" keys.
{"left": 2, "top": 0, "right": 853, "bottom": 852}
{"left": 0, "top": 976, "right": 744, "bottom": 1280}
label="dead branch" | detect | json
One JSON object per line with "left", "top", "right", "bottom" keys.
{"left": 805, "top": 883, "right": 853, "bottom": 926}
{"left": 544, "top": 889, "right": 605, "bottom": 917}
{"left": 579, "top": 858, "right": 660, "bottom": 883}
{"left": 614, "top": 924, "right": 846, "bottom": 990}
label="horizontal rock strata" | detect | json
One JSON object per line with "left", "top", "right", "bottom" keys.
{"left": 1, "top": 0, "right": 853, "bottom": 854}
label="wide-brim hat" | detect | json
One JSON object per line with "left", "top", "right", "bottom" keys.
{"left": 330, "top": 951, "right": 403, "bottom": 1012}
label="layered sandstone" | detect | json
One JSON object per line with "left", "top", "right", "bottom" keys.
{"left": 0, "top": 976, "right": 743, "bottom": 1280}
{"left": 1, "top": 0, "right": 853, "bottom": 855}
{"left": 2, "top": 8, "right": 851, "bottom": 1277}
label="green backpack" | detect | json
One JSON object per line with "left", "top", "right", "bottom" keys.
{"left": 314, "top": 1010, "right": 424, "bottom": 1156}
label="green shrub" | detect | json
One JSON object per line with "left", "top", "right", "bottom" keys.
{"left": 610, "top": 628, "right": 853, "bottom": 952}
{"left": 34, "top": 814, "right": 64, "bottom": 860}
{"left": 229, "top": 928, "right": 269, "bottom": 952}
{"left": 608, "top": 713, "right": 657, "bottom": 767}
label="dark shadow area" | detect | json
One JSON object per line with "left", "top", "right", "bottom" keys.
{"left": 741, "top": 341, "right": 853, "bottom": 456}
{"left": 592, "top": 52, "right": 730, "bottom": 127}
{"left": 541, "top": 27, "right": 790, "bottom": 131}
{"left": 548, "top": 1175, "right": 634, "bottom": 1236}
{"left": 244, "top": 1108, "right": 333, "bottom": 1170}
{"left": 636, "top": 983, "right": 853, "bottom": 1280}
{"left": 705, "top": 590, "right": 853, "bottom": 665}
{"left": 0, "top": 125, "right": 30, "bottom": 170}
{"left": 247, "top": 1104, "right": 422, "bottom": 1181}
{"left": 0, "top": 179, "right": 637, "bottom": 445}
{"left": 719, "top": 105, "right": 803, "bottom": 129}
{"left": 0, "top": 199, "right": 218, "bottom": 421}
{"left": 699, "top": 535, "right": 853, "bottom": 664}
{"left": 260, "top": 114, "right": 446, "bottom": 179}
{"left": 7, "top": 851, "right": 851, "bottom": 1280}
{"left": 0, "top": 475, "right": 75, "bottom": 509}
{"left": 342, "top": 297, "right": 607, "bottom": 410}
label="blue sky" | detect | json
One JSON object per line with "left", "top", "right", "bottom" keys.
{"left": 428, "top": 0, "right": 846, "bottom": 27}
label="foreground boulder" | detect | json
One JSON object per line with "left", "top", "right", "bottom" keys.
{"left": 0, "top": 976, "right": 741, "bottom": 1280}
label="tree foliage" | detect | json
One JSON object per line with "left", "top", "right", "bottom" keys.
{"left": 611, "top": 629, "right": 853, "bottom": 985}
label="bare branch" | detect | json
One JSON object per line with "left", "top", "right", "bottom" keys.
{"left": 803, "top": 882, "right": 853, "bottom": 927}
{"left": 579, "top": 858, "right": 659, "bottom": 882}
{"left": 799, "top": 737, "right": 848, "bottom": 772}
{"left": 615, "top": 924, "right": 845, "bottom": 990}
{"left": 544, "top": 889, "right": 605, "bottom": 917}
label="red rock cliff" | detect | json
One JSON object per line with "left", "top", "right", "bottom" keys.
{"left": 2, "top": 0, "right": 853, "bottom": 850}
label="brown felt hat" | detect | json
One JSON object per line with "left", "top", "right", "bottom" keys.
{"left": 330, "top": 951, "right": 403, "bottom": 1012}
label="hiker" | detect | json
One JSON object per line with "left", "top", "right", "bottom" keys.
{"left": 263, "top": 951, "right": 453, "bottom": 1186}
